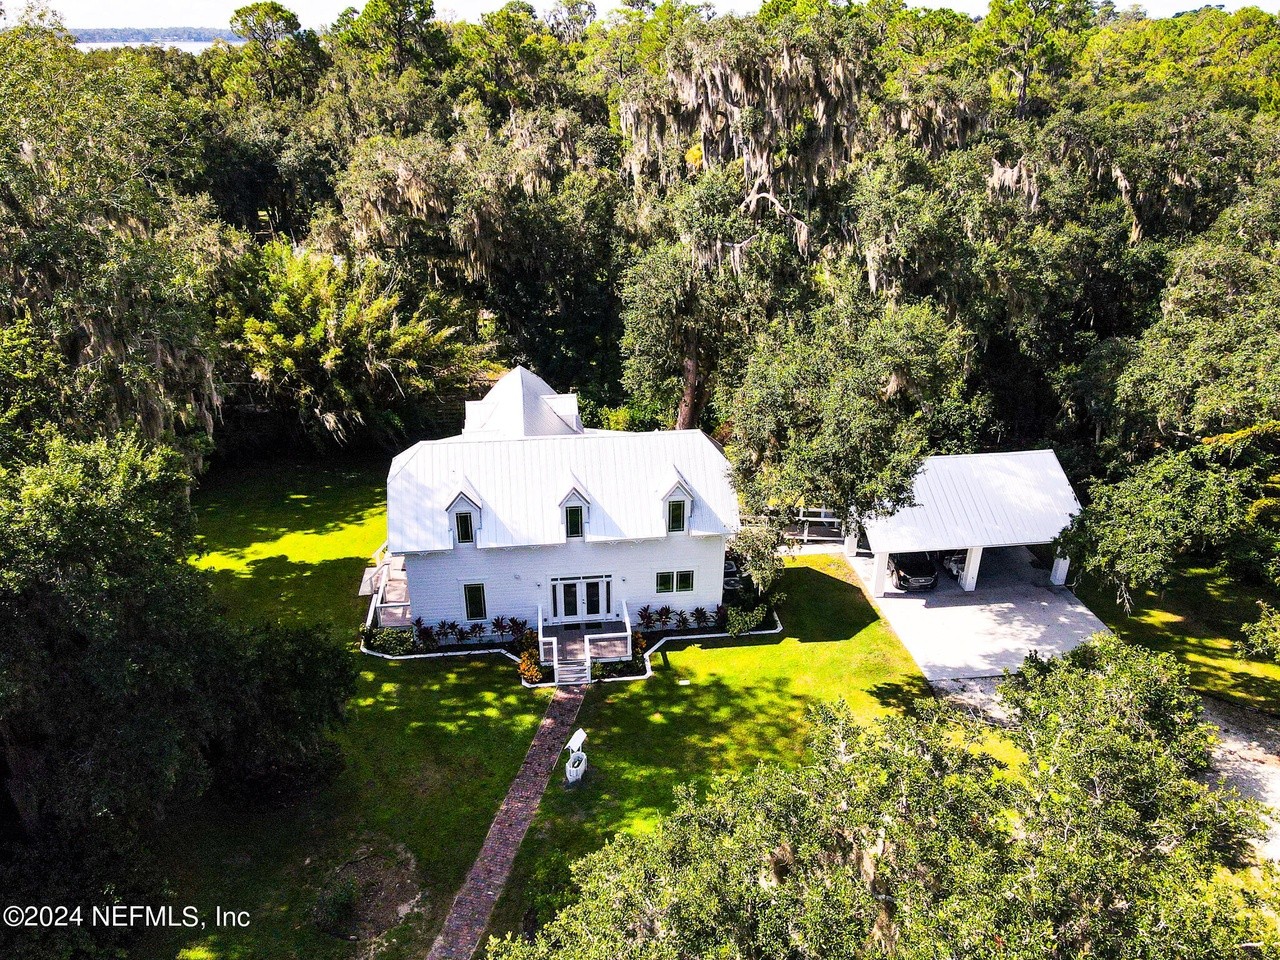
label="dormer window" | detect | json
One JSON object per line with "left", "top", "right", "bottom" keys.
{"left": 667, "top": 499, "right": 686, "bottom": 533}
{"left": 455, "top": 511, "right": 475, "bottom": 544}
{"left": 565, "top": 504, "right": 584, "bottom": 538}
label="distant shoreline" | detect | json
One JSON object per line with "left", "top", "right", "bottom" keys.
{"left": 71, "top": 27, "right": 241, "bottom": 43}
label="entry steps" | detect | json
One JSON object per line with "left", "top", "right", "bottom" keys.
{"left": 554, "top": 657, "right": 591, "bottom": 686}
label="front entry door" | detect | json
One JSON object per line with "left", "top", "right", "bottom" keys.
{"left": 551, "top": 576, "right": 612, "bottom": 623}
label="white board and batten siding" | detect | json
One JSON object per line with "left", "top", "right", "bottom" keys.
{"left": 403, "top": 535, "right": 727, "bottom": 626}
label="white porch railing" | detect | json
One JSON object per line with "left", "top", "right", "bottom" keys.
{"left": 791, "top": 507, "right": 846, "bottom": 544}
{"left": 538, "top": 605, "right": 556, "bottom": 666}
{"left": 364, "top": 543, "right": 411, "bottom": 629}
{"left": 584, "top": 600, "right": 632, "bottom": 661}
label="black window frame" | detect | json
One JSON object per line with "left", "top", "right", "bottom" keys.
{"left": 656, "top": 571, "right": 675, "bottom": 594}
{"left": 676, "top": 570, "right": 694, "bottom": 592}
{"left": 667, "top": 499, "right": 686, "bottom": 533}
{"left": 455, "top": 510, "right": 475, "bottom": 544}
{"left": 565, "top": 504, "right": 584, "bottom": 538}
{"left": 463, "top": 582, "right": 487, "bottom": 621}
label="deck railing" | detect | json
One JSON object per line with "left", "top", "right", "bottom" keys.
{"left": 364, "top": 545, "right": 411, "bottom": 629}
{"left": 584, "top": 600, "right": 632, "bottom": 660}
{"left": 538, "top": 604, "right": 557, "bottom": 666}
{"left": 790, "top": 507, "right": 846, "bottom": 544}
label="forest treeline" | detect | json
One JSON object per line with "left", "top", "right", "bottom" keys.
{"left": 3, "top": 0, "right": 1280, "bottom": 949}
{"left": 2, "top": 0, "right": 1279, "bottom": 613}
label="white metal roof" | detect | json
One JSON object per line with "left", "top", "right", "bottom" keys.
{"left": 861, "top": 450, "right": 1080, "bottom": 554}
{"left": 462, "top": 366, "right": 581, "bottom": 438}
{"left": 387, "top": 368, "right": 740, "bottom": 552}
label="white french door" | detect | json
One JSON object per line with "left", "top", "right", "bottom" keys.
{"left": 550, "top": 575, "right": 613, "bottom": 623}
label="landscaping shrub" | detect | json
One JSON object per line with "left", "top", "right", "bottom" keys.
{"left": 1240, "top": 602, "right": 1280, "bottom": 661}
{"left": 364, "top": 627, "right": 416, "bottom": 656}
{"left": 726, "top": 604, "right": 766, "bottom": 637}
{"left": 511, "top": 627, "right": 539, "bottom": 655}
{"left": 518, "top": 649, "right": 548, "bottom": 684}
{"left": 413, "top": 618, "right": 440, "bottom": 652}
{"left": 637, "top": 604, "right": 656, "bottom": 630}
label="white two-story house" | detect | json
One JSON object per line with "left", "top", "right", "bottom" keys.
{"left": 367, "top": 367, "right": 740, "bottom": 679}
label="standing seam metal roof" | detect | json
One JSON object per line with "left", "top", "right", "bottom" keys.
{"left": 861, "top": 450, "right": 1080, "bottom": 554}
{"left": 388, "top": 429, "right": 740, "bottom": 553}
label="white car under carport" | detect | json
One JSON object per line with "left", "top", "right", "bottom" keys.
{"left": 853, "top": 450, "right": 1079, "bottom": 597}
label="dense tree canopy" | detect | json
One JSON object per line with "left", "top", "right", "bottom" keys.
{"left": 0, "top": 435, "right": 354, "bottom": 958}
{"left": 6, "top": 0, "right": 1280, "bottom": 948}
{"left": 488, "top": 637, "right": 1276, "bottom": 959}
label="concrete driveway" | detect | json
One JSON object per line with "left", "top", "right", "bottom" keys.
{"left": 847, "top": 546, "right": 1107, "bottom": 681}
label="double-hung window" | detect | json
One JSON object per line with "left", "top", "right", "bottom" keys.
{"left": 656, "top": 571, "right": 695, "bottom": 593}
{"left": 463, "top": 583, "right": 487, "bottom": 621}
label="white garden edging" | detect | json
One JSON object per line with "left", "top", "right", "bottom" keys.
{"left": 362, "top": 611, "right": 784, "bottom": 691}
{"left": 585, "top": 610, "right": 785, "bottom": 687}
{"left": 360, "top": 645, "right": 520, "bottom": 663}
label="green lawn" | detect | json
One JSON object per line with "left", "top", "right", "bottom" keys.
{"left": 488, "top": 553, "right": 931, "bottom": 939}
{"left": 190, "top": 462, "right": 389, "bottom": 629}
{"left": 146, "top": 464, "right": 929, "bottom": 959}
{"left": 142, "top": 463, "right": 552, "bottom": 960}
{"left": 1077, "top": 565, "right": 1280, "bottom": 715}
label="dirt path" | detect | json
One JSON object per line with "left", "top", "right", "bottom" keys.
{"left": 1201, "top": 697, "right": 1280, "bottom": 860}
{"left": 932, "top": 678, "right": 1280, "bottom": 860}
{"left": 425, "top": 685, "right": 586, "bottom": 960}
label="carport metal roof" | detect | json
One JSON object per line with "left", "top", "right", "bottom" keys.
{"left": 862, "top": 450, "right": 1080, "bottom": 554}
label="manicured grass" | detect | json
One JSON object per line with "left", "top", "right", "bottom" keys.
{"left": 1077, "top": 565, "right": 1280, "bottom": 715}
{"left": 489, "top": 553, "right": 931, "bottom": 938}
{"left": 141, "top": 462, "right": 551, "bottom": 960}
{"left": 190, "top": 462, "right": 389, "bottom": 628}
{"left": 151, "top": 465, "right": 928, "bottom": 958}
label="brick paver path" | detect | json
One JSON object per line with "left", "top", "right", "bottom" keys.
{"left": 426, "top": 684, "right": 587, "bottom": 960}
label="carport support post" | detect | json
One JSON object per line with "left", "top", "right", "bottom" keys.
{"left": 959, "top": 547, "right": 983, "bottom": 592}
{"left": 1050, "top": 553, "right": 1070, "bottom": 586}
{"left": 872, "top": 551, "right": 889, "bottom": 596}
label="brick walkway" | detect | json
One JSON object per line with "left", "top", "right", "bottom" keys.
{"left": 425, "top": 684, "right": 587, "bottom": 960}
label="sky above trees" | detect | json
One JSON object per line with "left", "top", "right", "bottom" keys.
{"left": 41, "top": 0, "right": 1280, "bottom": 30}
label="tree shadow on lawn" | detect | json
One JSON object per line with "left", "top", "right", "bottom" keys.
{"left": 192, "top": 460, "right": 389, "bottom": 560}
{"left": 490, "top": 668, "right": 813, "bottom": 939}
{"left": 1079, "top": 569, "right": 1280, "bottom": 714}
{"left": 776, "top": 563, "right": 881, "bottom": 640}
{"left": 491, "top": 645, "right": 929, "bottom": 940}
{"left": 653, "top": 562, "right": 883, "bottom": 656}
{"left": 203, "top": 555, "right": 371, "bottom": 630}
{"left": 866, "top": 676, "right": 936, "bottom": 714}
{"left": 139, "top": 657, "right": 548, "bottom": 960}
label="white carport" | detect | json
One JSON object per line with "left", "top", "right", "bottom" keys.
{"left": 853, "top": 450, "right": 1080, "bottom": 597}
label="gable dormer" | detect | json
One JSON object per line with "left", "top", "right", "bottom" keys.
{"left": 447, "top": 485, "right": 482, "bottom": 547}
{"left": 658, "top": 469, "right": 693, "bottom": 535}
{"left": 559, "top": 473, "right": 591, "bottom": 540}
